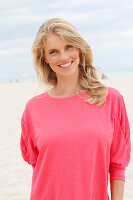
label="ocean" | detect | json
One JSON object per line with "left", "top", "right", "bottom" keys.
{"left": 0, "top": 67, "right": 133, "bottom": 83}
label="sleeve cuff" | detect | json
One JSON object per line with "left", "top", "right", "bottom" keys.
{"left": 110, "top": 168, "right": 125, "bottom": 182}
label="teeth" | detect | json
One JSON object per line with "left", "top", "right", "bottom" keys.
{"left": 60, "top": 61, "right": 72, "bottom": 68}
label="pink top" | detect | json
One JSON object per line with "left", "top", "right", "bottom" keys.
{"left": 20, "top": 87, "right": 131, "bottom": 200}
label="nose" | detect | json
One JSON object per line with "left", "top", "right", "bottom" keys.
{"left": 59, "top": 51, "right": 69, "bottom": 63}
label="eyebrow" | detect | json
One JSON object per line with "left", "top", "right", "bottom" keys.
{"left": 48, "top": 44, "right": 70, "bottom": 52}
{"left": 48, "top": 48, "right": 57, "bottom": 52}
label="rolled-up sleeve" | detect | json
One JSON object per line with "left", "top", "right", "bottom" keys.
{"left": 20, "top": 107, "right": 38, "bottom": 167}
{"left": 109, "top": 94, "right": 131, "bottom": 182}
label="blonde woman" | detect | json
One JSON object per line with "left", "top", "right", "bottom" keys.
{"left": 20, "top": 18, "right": 131, "bottom": 200}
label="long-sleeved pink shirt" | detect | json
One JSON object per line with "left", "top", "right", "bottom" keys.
{"left": 20, "top": 87, "right": 131, "bottom": 200}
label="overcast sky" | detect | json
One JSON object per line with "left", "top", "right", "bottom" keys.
{"left": 0, "top": 0, "right": 133, "bottom": 80}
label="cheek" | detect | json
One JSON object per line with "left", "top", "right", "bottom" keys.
{"left": 71, "top": 49, "right": 80, "bottom": 60}
{"left": 48, "top": 57, "right": 58, "bottom": 67}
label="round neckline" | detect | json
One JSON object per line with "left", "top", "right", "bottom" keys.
{"left": 45, "top": 91, "right": 89, "bottom": 101}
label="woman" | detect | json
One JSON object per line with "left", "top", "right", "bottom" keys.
{"left": 20, "top": 18, "right": 131, "bottom": 200}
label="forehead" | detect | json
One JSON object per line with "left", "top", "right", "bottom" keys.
{"left": 45, "top": 33, "right": 66, "bottom": 46}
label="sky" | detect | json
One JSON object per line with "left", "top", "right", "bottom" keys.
{"left": 0, "top": 0, "right": 133, "bottom": 81}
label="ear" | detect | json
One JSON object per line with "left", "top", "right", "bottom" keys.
{"left": 44, "top": 58, "right": 48, "bottom": 64}
{"left": 44, "top": 54, "right": 48, "bottom": 64}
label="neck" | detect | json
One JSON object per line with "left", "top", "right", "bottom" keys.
{"left": 49, "top": 73, "right": 81, "bottom": 97}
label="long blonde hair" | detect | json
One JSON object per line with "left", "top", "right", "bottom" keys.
{"left": 32, "top": 18, "right": 108, "bottom": 106}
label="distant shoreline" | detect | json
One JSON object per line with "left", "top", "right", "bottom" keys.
{"left": 0, "top": 68, "right": 133, "bottom": 83}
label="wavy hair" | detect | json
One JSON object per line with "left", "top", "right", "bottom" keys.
{"left": 32, "top": 18, "right": 108, "bottom": 106}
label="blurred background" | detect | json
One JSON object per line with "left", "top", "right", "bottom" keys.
{"left": 0, "top": 0, "right": 133, "bottom": 82}
{"left": 0, "top": 0, "right": 133, "bottom": 200}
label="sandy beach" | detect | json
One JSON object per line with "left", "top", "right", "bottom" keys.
{"left": 0, "top": 77, "right": 132, "bottom": 200}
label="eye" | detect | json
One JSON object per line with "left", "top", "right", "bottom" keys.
{"left": 49, "top": 50, "right": 56, "bottom": 55}
{"left": 66, "top": 45, "right": 73, "bottom": 49}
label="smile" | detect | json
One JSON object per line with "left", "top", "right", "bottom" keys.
{"left": 58, "top": 61, "right": 73, "bottom": 68}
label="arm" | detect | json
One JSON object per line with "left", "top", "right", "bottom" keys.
{"left": 109, "top": 94, "right": 131, "bottom": 200}
{"left": 110, "top": 179, "right": 124, "bottom": 200}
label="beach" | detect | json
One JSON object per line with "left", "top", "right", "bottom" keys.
{"left": 0, "top": 77, "right": 132, "bottom": 200}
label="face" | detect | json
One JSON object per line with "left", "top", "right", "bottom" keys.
{"left": 44, "top": 33, "right": 80, "bottom": 78}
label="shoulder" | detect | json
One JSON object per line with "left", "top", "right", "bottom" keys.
{"left": 105, "top": 87, "right": 122, "bottom": 110}
{"left": 107, "top": 86, "right": 121, "bottom": 98}
{"left": 26, "top": 92, "right": 47, "bottom": 105}
{"left": 22, "top": 92, "right": 47, "bottom": 118}
{"left": 107, "top": 87, "right": 123, "bottom": 104}
{"left": 106, "top": 87, "right": 127, "bottom": 116}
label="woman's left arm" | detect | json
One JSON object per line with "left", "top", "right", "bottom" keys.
{"left": 110, "top": 179, "right": 124, "bottom": 200}
{"left": 109, "top": 94, "right": 131, "bottom": 200}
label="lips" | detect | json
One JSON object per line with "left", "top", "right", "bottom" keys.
{"left": 58, "top": 61, "right": 73, "bottom": 68}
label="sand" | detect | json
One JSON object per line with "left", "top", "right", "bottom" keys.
{"left": 0, "top": 77, "right": 132, "bottom": 200}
